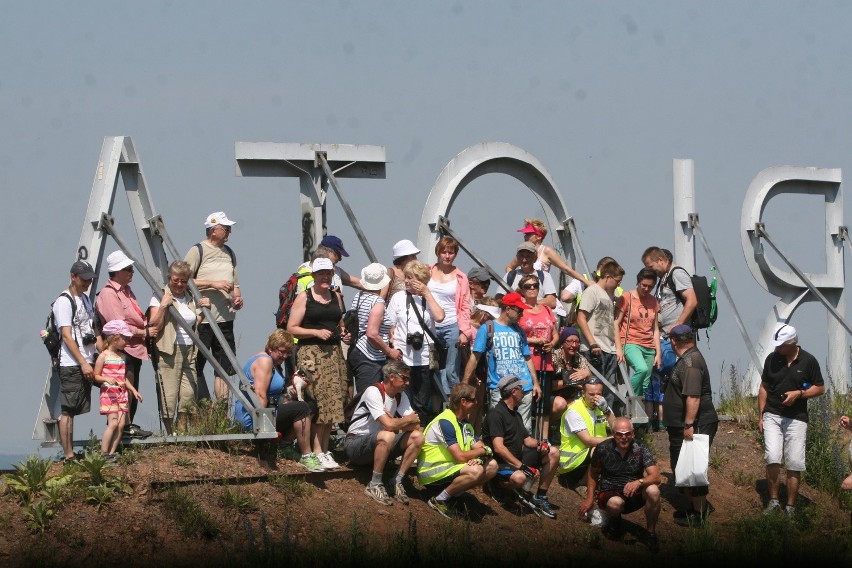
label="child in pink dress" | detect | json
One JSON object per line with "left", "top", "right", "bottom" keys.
{"left": 94, "top": 320, "right": 143, "bottom": 460}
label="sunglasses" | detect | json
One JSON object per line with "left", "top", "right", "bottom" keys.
{"left": 395, "top": 373, "right": 410, "bottom": 382}
{"left": 613, "top": 430, "right": 634, "bottom": 438}
{"left": 585, "top": 378, "right": 603, "bottom": 385}
{"left": 122, "top": 266, "right": 134, "bottom": 273}
{"left": 521, "top": 283, "right": 539, "bottom": 290}
{"left": 462, "top": 396, "right": 477, "bottom": 403}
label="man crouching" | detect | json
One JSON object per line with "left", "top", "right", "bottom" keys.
{"left": 579, "top": 417, "right": 662, "bottom": 553}
{"left": 345, "top": 360, "right": 424, "bottom": 506}
{"left": 418, "top": 383, "right": 498, "bottom": 518}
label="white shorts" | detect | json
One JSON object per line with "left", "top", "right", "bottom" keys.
{"left": 763, "top": 412, "right": 807, "bottom": 472}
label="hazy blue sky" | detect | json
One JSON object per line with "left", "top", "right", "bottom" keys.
{"left": 3, "top": 1, "right": 851, "bottom": 455}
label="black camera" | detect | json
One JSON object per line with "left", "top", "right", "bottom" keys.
{"left": 82, "top": 333, "right": 97, "bottom": 346}
{"left": 406, "top": 332, "right": 424, "bottom": 350}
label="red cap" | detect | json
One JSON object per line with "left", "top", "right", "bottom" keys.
{"left": 500, "top": 292, "right": 531, "bottom": 311}
{"left": 517, "top": 223, "right": 545, "bottom": 238}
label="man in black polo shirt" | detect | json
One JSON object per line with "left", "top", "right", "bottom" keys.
{"left": 759, "top": 324, "right": 825, "bottom": 515}
{"left": 484, "top": 375, "right": 560, "bottom": 518}
{"left": 579, "top": 417, "right": 662, "bottom": 552}
{"left": 664, "top": 324, "right": 719, "bottom": 527}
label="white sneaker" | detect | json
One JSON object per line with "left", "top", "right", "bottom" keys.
{"left": 319, "top": 451, "right": 340, "bottom": 469}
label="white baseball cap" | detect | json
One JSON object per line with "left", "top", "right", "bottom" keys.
{"left": 204, "top": 211, "right": 236, "bottom": 229}
{"left": 772, "top": 323, "right": 797, "bottom": 347}
{"left": 106, "top": 250, "right": 134, "bottom": 272}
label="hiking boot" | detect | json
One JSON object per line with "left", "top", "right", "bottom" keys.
{"left": 299, "top": 453, "right": 326, "bottom": 473}
{"left": 394, "top": 482, "right": 410, "bottom": 505}
{"left": 428, "top": 497, "right": 451, "bottom": 519}
{"left": 763, "top": 499, "right": 782, "bottom": 515}
{"left": 646, "top": 532, "right": 660, "bottom": 553}
{"left": 318, "top": 451, "right": 340, "bottom": 469}
{"left": 785, "top": 505, "right": 796, "bottom": 516}
{"left": 602, "top": 518, "right": 624, "bottom": 540}
{"left": 124, "top": 424, "right": 153, "bottom": 439}
{"left": 531, "top": 495, "right": 557, "bottom": 519}
{"left": 364, "top": 483, "right": 393, "bottom": 506}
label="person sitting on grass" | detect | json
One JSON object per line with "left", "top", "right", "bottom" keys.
{"left": 235, "top": 329, "right": 322, "bottom": 472}
{"left": 558, "top": 378, "right": 615, "bottom": 489}
{"left": 579, "top": 417, "right": 662, "bottom": 553}
{"left": 344, "top": 360, "right": 424, "bottom": 506}
{"left": 418, "top": 383, "right": 497, "bottom": 518}
{"left": 483, "top": 375, "right": 560, "bottom": 519}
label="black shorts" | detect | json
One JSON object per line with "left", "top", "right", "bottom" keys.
{"left": 196, "top": 321, "right": 236, "bottom": 377}
{"left": 276, "top": 400, "right": 315, "bottom": 432}
{"left": 59, "top": 365, "right": 92, "bottom": 416}
{"left": 598, "top": 488, "right": 645, "bottom": 514}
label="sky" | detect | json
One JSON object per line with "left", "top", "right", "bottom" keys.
{"left": 3, "top": 1, "right": 852, "bottom": 455}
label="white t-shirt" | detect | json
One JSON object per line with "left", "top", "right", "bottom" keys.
{"left": 578, "top": 284, "right": 616, "bottom": 353}
{"left": 565, "top": 403, "right": 596, "bottom": 434}
{"left": 387, "top": 290, "right": 435, "bottom": 367}
{"left": 428, "top": 278, "right": 457, "bottom": 327}
{"left": 53, "top": 292, "right": 97, "bottom": 366}
{"left": 149, "top": 296, "right": 196, "bottom": 345}
{"left": 347, "top": 384, "right": 414, "bottom": 437}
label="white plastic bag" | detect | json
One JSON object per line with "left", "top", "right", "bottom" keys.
{"left": 674, "top": 433, "right": 710, "bottom": 487}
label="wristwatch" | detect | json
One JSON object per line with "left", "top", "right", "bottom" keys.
{"left": 684, "top": 423, "right": 694, "bottom": 428}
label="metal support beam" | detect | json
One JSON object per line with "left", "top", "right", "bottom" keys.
{"left": 316, "top": 152, "right": 378, "bottom": 263}
{"left": 689, "top": 215, "right": 763, "bottom": 374}
{"left": 755, "top": 223, "right": 852, "bottom": 336}
{"left": 235, "top": 142, "right": 386, "bottom": 262}
{"left": 436, "top": 216, "right": 511, "bottom": 293}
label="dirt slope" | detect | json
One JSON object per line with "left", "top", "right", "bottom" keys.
{"left": 0, "top": 421, "right": 849, "bottom": 567}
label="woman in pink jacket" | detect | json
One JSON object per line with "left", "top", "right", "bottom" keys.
{"left": 428, "top": 236, "right": 473, "bottom": 395}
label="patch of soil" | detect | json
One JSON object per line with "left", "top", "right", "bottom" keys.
{"left": 0, "top": 422, "right": 849, "bottom": 567}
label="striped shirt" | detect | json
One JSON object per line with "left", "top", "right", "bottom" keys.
{"left": 351, "top": 291, "right": 391, "bottom": 361}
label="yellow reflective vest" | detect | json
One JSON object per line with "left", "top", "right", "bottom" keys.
{"left": 417, "top": 409, "right": 475, "bottom": 486}
{"left": 558, "top": 397, "right": 608, "bottom": 474}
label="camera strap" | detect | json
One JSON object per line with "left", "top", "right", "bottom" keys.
{"left": 406, "top": 292, "right": 437, "bottom": 345}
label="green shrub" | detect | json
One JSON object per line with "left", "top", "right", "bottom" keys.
{"left": 163, "top": 487, "right": 220, "bottom": 538}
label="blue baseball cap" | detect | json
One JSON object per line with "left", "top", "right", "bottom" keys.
{"left": 320, "top": 235, "right": 349, "bottom": 257}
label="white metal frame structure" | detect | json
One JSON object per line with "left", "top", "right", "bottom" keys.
{"left": 416, "top": 142, "right": 645, "bottom": 424}
{"left": 741, "top": 166, "right": 848, "bottom": 393}
{"left": 34, "top": 136, "right": 275, "bottom": 445}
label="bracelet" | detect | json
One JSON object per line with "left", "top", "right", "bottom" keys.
{"left": 684, "top": 423, "right": 694, "bottom": 428}
{"left": 800, "top": 389, "right": 805, "bottom": 398}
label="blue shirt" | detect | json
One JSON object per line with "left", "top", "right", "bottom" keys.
{"left": 234, "top": 353, "right": 286, "bottom": 430}
{"left": 472, "top": 321, "right": 533, "bottom": 392}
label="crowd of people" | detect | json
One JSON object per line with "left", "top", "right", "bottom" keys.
{"left": 51, "top": 212, "right": 849, "bottom": 552}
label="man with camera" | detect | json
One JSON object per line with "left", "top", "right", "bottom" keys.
{"left": 483, "top": 375, "right": 560, "bottom": 518}
{"left": 54, "top": 260, "right": 100, "bottom": 462}
{"left": 462, "top": 292, "right": 541, "bottom": 432}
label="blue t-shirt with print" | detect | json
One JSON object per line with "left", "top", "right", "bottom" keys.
{"left": 472, "top": 321, "right": 533, "bottom": 392}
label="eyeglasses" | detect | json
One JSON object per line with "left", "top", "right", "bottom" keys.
{"left": 505, "top": 306, "right": 523, "bottom": 313}
{"left": 273, "top": 347, "right": 292, "bottom": 357}
{"left": 613, "top": 430, "right": 634, "bottom": 438}
{"left": 521, "top": 283, "right": 539, "bottom": 290}
{"left": 122, "top": 267, "right": 134, "bottom": 273}
{"left": 563, "top": 338, "right": 580, "bottom": 344}
{"left": 394, "top": 373, "right": 410, "bottom": 383}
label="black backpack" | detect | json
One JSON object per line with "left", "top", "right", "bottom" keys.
{"left": 42, "top": 292, "right": 75, "bottom": 361}
{"left": 666, "top": 266, "right": 718, "bottom": 330}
